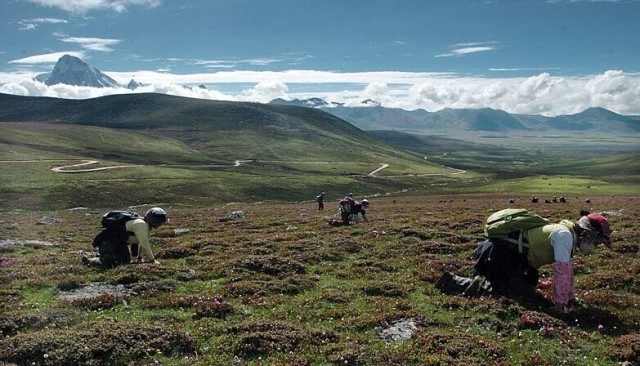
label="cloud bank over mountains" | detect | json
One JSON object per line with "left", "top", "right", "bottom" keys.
{"left": 4, "top": 1, "right": 639, "bottom": 116}
{"left": 2, "top": 66, "right": 639, "bottom": 117}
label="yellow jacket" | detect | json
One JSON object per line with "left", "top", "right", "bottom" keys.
{"left": 523, "top": 220, "right": 575, "bottom": 268}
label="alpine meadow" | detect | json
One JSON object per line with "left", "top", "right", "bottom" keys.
{"left": 0, "top": 91, "right": 639, "bottom": 366}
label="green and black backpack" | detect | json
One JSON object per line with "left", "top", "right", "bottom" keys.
{"left": 92, "top": 211, "right": 139, "bottom": 268}
{"left": 483, "top": 208, "right": 550, "bottom": 253}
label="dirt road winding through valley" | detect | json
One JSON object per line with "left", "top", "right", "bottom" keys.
{"left": 2, "top": 159, "right": 466, "bottom": 177}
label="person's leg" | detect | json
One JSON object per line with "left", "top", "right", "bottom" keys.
{"left": 436, "top": 272, "right": 473, "bottom": 294}
{"left": 81, "top": 252, "right": 102, "bottom": 267}
{"left": 341, "top": 212, "right": 350, "bottom": 225}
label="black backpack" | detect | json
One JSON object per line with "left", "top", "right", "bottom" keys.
{"left": 101, "top": 211, "right": 139, "bottom": 230}
{"left": 92, "top": 211, "right": 139, "bottom": 268}
{"left": 474, "top": 239, "right": 539, "bottom": 296}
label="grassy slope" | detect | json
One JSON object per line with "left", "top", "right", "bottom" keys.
{"left": 0, "top": 94, "right": 638, "bottom": 365}
{"left": 0, "top": 94, "right": 465, "bottom": 210}
{"left": 0, "top": 195, "right": 638, "bottom": 365}
{"left": 369, "top": 130, "right": 640, "bottom": 186}
{"left": 0, "top": 93, "right": 637, "bottom": 211}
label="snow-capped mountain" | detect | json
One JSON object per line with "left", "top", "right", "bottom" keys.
{"left": 42, "top": 54, "right": 122, "bottom": 88}
{"left": 127, "top": 79, "right": 144, "bottom": 90}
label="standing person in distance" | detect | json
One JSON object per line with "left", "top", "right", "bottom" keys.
{"left": 316, "top": 191, "right": 325, "bottom": 211}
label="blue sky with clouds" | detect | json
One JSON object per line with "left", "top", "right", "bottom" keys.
{"left": 1, "top": 0, "right": 640, "bottom": 116}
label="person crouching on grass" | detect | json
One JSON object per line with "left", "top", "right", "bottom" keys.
{"left": 436, "top": 211, "right": 612, "bottom": 311}
{"left": 83, "top": 207, "right": 168, "bottom": 267}
{"left": 128, "top": 207, "right": 168, "bottom": 264}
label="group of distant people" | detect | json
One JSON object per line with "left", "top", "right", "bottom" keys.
{"left": 319, "top": 191, "right": 370, "bottom": 226}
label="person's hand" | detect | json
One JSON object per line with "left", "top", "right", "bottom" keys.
{"left": 554, "top": 303, "right": 567, "bottom": 312}
{"left": 568, "top": 297, "right": 584, "bottom": 309}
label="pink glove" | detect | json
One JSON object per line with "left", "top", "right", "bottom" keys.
{"left": 553, "top": 261, "right": 575, "bottom": 306}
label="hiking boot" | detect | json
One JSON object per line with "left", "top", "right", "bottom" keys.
{"left": 436, "top": 271, "right": 472, "bottom": 294}
{"left": 435, "top": 271, "right": 455, "bottom": 290}
{"left": 81, "top": 253, "right": 90, "bottom": 266}
{"left": 463, "top": 275, "right": 490, "bottom": 297}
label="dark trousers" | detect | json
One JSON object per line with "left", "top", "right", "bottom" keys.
{"left": 474, "top": 239, "right": 538, "bottom": 297}
{"left": 341, "top": 211, "right": 351, "bottom": 225}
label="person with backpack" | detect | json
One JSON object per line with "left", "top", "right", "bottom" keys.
{"left": 83, "top": 207, "right": 168, "bottom": 267}
{"left": 338, "top": 193, "right": 357, "bottom": 225}
{"left": 351, "top": 199, "right": 370, "bottom": 223}
{"left": 316, "top": 192, "right": 325, "bottom": 211}
{"left": 436, "top": 209, "right": 612, "bottom": 311}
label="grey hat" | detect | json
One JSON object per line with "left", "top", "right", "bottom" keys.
{"left": 144, "top": 207, "right": 168, "bottom": 226}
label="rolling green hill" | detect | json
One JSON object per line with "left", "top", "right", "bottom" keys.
{"left": 0, "top": 93, "right": 470, "bottom": 210}
{"left": 0, "top": 93, "right": 636, "bottom": 210}
{"left": 0, "top": 93, "right": 434, "bottom": 164}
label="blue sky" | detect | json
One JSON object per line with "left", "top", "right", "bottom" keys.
{"left": 1, "top": 0, "right": 640, "bottom": 116}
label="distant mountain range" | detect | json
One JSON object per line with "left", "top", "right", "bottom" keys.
{"left": 270, "top": 98, "right": 640, "bottom": 134}
{"left": 29, "top": 55, "right": 640, "bottom": 134}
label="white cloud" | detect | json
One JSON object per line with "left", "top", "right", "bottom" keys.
{"left": 436, "top": 42, "right": 499, "bottom": 58}
{"left": 240, "top": 81, "right": 289, "bottom": 103}
{"left": 0, "top": 78, "right": 235, "bottom": 101}
{"left": 194, "top": 60, "right": 237, "bottom": 69}
{"left": 191, "top": 53, "right": 313, "bottom": 69}
{"left": 19, "top": 17, "right": 67, "bottom": 30}
{"left": 9, "top": 51, "right": 85, "bottom": 64}
{"left": 436, "top": 47, "right": 496, "bottom": 58}
{"left": 244, "top": 58, "right": 281, "bottom": 66}
{"left": 57, "top": 35, "right": 121, "bottom": 52}
{"left": 1, "top": 68, "right": 640, "bottom": 116}
{"left": 24, "top": 0, "right": 162, "bottom": 14}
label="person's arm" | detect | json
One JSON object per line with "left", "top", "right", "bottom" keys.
{"left": 130, "top": 219, "right": 156, "bottom": 262}
{"left": 551, "top": 229, "right": 575, "bottom": 308}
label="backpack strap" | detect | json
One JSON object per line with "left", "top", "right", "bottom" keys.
{"left": 504, "top": 229, "right": 529, "bottom": 253}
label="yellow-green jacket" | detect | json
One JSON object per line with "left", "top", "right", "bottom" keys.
{"left": 523, "top": 220, "right": 575, "bottom": 268}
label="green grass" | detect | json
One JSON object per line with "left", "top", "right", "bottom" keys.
{"left": 477, "top": 176, "right": 640, "bottom": 195}
{"left": 1, "top": 195, "right": 638, "bottom": 365}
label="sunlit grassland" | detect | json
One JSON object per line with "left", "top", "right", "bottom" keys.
{"left": 265, "top": 158, "right": 456, "bottom": 176}
{"left": 477, "top": 176, "right": 640, "bottom": 196}
{"left": 0, "top": 123, "right": 216, "bottom": 164}
{"left": 1, "top": 195, "right": 638, "bottom": 365}
{"left": 0, "top": 160, "right": 411, "bottom": 210}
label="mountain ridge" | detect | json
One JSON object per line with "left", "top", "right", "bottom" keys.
{"left": 283, "top": 100, "right": 640, "bottom": 134}
{"left": 21, "top": 55, "right": 640, "bottom": 134}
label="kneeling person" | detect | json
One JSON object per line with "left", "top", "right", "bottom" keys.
{"left": 84, "top": 207, "right": 168, "bottom": 267}
{"left": 436, "top": 211, "right": 612, "bottom": 310}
